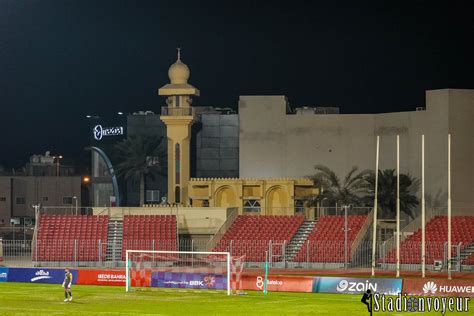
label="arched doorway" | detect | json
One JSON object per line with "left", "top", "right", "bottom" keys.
{"left": 266, "top": 186, "right": 289, "bottom": 215}
{"left": 214, "top": 186, "right": 237, "bottom": 208}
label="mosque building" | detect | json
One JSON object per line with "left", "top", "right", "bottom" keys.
{"left": 90, "top": 50, "right": 474, "bottom": 217}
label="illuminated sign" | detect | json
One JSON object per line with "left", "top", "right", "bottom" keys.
{"left": 93, "top": 125, "right": 124, "bottom": 140}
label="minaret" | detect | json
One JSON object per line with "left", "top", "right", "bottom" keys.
{"left": 159, "top": 49, "right": 199, "bottom": 204}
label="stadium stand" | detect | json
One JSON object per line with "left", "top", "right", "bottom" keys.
{"left": 214, "top": 215, "right": 305, "bottom": 261}
{"left": 121, "top": 215, "right": 177, "bottom": 260}
{"left": 381, "top": 215, "right": 474, "bottom": 264}
{"left": 293, "top": 215, "right": 367, "bottom": 262}
{"left": 36, "top": 215, "right": 108, "bottom": 261}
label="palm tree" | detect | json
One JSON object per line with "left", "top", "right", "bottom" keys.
{"left": 310, "top": 165, "right": 372, "bottom": 207}
{"left": 113, "top": 135, "right": 166, "bottom": 206}
{"left": 365, "top": 169, "right": 419, "bottom": 219}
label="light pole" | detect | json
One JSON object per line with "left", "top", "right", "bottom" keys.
{"left": 72, "top": 196, "right": 78, "bottom": 215}
{"left": 52, "top": 155, "right": 63, "bottom": 177}
{"left": 343, "top": 204, "right": 351, "bottom": 270}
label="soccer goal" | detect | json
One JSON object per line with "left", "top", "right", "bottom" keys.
{"left": 125, "top": 250, "right": 245, "bottom": 295}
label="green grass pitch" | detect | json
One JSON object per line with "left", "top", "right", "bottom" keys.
{"left": 0, "top": 282, "right": 442, "bottom": 315}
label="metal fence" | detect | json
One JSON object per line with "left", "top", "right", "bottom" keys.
{"left": 2, "top": 238, "right": 471, "bottom": 273}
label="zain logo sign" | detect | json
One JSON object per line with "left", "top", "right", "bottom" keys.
{"left": 423, "top": 281, "right": 438, "bottom": 294}
{"left": 93, "top": 125, "right": 124, "bottom": 140}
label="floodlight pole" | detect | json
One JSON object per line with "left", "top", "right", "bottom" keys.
{"left": 421, "top": 135, "right": 426, "bottom": 278}
{"left": 371, "top": 136, "right": 379, "bottom": 277}
{"left": 396, "top": 135, "right": 400, "bottom": 278}
{"left": 447, "top": 134, "right": 452, "bottom": 280}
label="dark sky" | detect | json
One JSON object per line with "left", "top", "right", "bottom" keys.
{"left": 0, "top": 0, "right": 473, "bottom": 168}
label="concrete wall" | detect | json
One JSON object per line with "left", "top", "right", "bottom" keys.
{"left": 0, "top": 176, "right": 82, "bottom": 223}
{"left": 92, "top": 206, "right": 230, "bottom": 235}
{"left": 239, "top": 89, "right": 473, "bottom": 213}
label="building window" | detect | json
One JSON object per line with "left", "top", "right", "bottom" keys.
{"left": 175, "top": 143, "right": 180, "bottom": 185}
{"left": 175, "top": 186, "right": 180, "bottom": 204}
{"left": 16, "top": 197, "right": 25, "bottom": 205}
{"left": 175, "top": 96, "right": 180, "bottom": 107}
{"left": 243, "top": 200, "right": 261, "bottom": 213}
{"left": 0, "top": 197, "right": 6, "bottom": 202}
{"left": 42, "top": 196, "right": 49, "bottom": 202}
{"left": 63, "top": 197, "right": 73, "bottom": 205}
{"left": 295, "top": 200, "right": 305, "bottom": 214}
{"left": 145, "top": 190, "right": 160, "bottom": 203}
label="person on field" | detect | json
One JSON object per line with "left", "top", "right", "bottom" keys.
{"left": 62, "top": 268, "right": 73, "bottom": 302}
{"left": 361, "top": 289, "right": 372, "bottom": 313}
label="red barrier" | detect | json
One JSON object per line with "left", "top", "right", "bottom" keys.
{"left": 241, "top": 274, "right": 314, "bottom": 293}
{"left": 78, "top": 270, "right": 127, "bottom": 286}
{"left": 403, "top": 279, "right": 474, "bottom": 297}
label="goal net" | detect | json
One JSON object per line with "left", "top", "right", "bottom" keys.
{"left": 126, "top": 250, "right": 245, "bottom": 295}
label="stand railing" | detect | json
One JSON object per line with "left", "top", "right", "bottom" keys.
{"left": 206, "top": 207, "right": 238, "bottom": 251}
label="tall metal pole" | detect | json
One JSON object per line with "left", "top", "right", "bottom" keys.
{"left": 447, "top": 134, "right": 452, "bottom": 280}
{"left": 396, "top": 135, "right": 400, "bottom": 278}
{"left": 421, "top": 135, "right": 426, "bottom": 278}
{"left": 344, "top": 205, "right": 348, "bottom": 270}
{"left": 371, "top": 136, "right": 379, "bottom": 277}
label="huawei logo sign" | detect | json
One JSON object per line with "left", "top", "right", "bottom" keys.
{"left": 423, "top": 281, "right": 438, "bottom": 294}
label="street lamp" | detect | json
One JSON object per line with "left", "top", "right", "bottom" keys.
{"left": 72, "top": 196, "right": 78, "bottom": 215}
{"left": 52, "top": 155, "right": 63, "bottom": 176}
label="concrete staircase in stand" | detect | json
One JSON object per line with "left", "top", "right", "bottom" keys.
{"left": 106, "top": 218, "right": 123, "bottom": 264}
{"left": 286, "top": 220, "right": 317, "bottom": 261}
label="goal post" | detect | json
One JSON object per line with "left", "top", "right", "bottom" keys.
{"left": 126, "top": 250, "right": 244, "bottom": 295}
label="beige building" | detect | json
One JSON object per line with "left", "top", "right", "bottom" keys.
{"left": 239, "top": 90, "right": 474, "bottom": 214}
{"left": 188, "top": 177, "right": 316, "bottom": 216}
{"left": 0, "top": 176, "right": 82, "bottom": 224}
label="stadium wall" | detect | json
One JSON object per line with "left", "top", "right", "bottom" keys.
{"left": 92, "top": 206, "right": 231, "bottom": 234}
{"left": 3, "top": 267, "right": 474, "bottom": 296}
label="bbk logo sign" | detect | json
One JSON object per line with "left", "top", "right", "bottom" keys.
{"left": 189, "top": 280, "right": 204, "bottom": 286}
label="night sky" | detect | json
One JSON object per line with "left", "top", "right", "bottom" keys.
{"left": 0, "top": 0, "right": 473, "bottom": 169}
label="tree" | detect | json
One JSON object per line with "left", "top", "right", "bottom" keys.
{"left": 365, "top": 169, "right": 419, "bottom": 219}
{"left": 113, "top": 135, "right": 166, "bottom": 206}
{"left": 310, "top": 165, "right": 372, "bottom": 207}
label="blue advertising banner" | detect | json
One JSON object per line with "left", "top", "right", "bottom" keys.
{"left": 7, "top": 268, "right": 78, "bottom": 284}
{"left": 0, "top": 267, "right": 8, "bottom": 282}
{"left": 312, "top": 277, "right": 402, "bottom": 295}
{"left": 152, "top": 272, "right": 227, "bottom": 290}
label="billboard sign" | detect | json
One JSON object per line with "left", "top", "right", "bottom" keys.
{"left": 93, "top": 125, "right": 124, "bottom": 141}
{"left": 77, "top": 270, "right": 127, "bottom": 286}
{"left": 152, "top": 272, "right": 227, "bottom": 290}
{"left": 403, "top": 279, "right": 474, "bottom": 297}
{"left": 0, "top": 267, "right": 8, "bottom": 282}
{"left": 312, "top": 277, "right": 402, "bottom": 295}
{"left": 242, "top": 275, "right": 314, "bottom": 293}
{"left": 7, "top": 268, "right": 77, "bottom": 284}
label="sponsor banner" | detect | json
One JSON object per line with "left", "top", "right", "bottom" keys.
{"left": 77, "top": 270, "right": 126, "bottom": 286}
{"left": 0, "top": 267, "right": 8, "bottom": 282}
{"left": 403, "top": 279, "right": 474, "bottom": 297}
{"left": 152, "top": 272, "right": 227, "bottom": 290}
{"left": 242, "top": 275, "right": 313, "bottom": 293}
{"left": 313, "top": 277, "right": 402, "bottom": 295}
{"left": 7, "top": 268, "right": 78, "bottom": 284}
